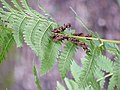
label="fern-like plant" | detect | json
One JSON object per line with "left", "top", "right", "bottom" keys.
{"left": 0, "top": 0, "right": 120, "bottom": 90}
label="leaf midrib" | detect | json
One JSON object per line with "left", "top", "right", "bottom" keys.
{"left": 82, "top": 47, "right": 97, "bottom": 84}
{"left": 61, "top": 43, "right": 75, "bottom": 75}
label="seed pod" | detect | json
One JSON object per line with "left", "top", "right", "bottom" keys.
{"left": 63, "top": 35, "right": 69, "bottom": 40}
{"left": 78, "top": 42, "right": 85, "bottom": 46}
{"left": 88, "top": 34, "right": 92, "bottom": 37}
{"left": 65, "top": 23, "right": 71, "bottom": 28}
{"left": 51, "top": 28, "right": 57, "bottom": 32}
{"left": 82, "top": 45, "right": 88, "bottom": 49}
{"left": 86, "top": 49, "right": 90, "bottom": 52}
{"left": 84, "top": 34, "right": 92, "bottom": 37}
{"left": 73, "top": 33, "right": 84, "bottom": 36}
{"left": 59, "top": 26, "right": 64, "bottom": 31}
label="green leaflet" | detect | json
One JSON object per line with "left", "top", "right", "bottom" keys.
{"left": 0, "top": 0, "right": 14, "bottom": 11}
{"left": 20, "top": 0, "right": 36, "bottom": 17}
{"left": 12, "top": 14, "right": 26, "bottom": 47}
{"left": 20, "top": 0, "right": 46, "bottom": 19}
{"left": 34, "top": 21, "right": 56, "bottom": 57}
{"left": 113, "top": 51, "right": 120, "bottom": 90}
{"left": 79, "top": 46, "right": 100, "bottom": 89}
{"left": 56, "top": 82, "right": 66, "bottom": 90}
{"left": 64, "top": 78, "right": 79, "bottom": 90}
{"left": 97, "top": 55, "right": 113, "bottom": 73}
{"left": 0, "top": 0, "right": 25, "bottom": 47}
{"left": 0, "top": 25, "right": 14, "bottom": 63}
{"left": 33, "top": 65, "right": 42, "bottom": 90}
{"left": 58, "top": 42, "right": 77, "bottom": 79}
{"left": 70, "top": 60, "right": 81, "bottom": 82}
{"left": 89, "top": 76, "right": 100, "bottom": 90}
{"left": 40, "top": 40, "right": 60, "bottom": 75}
{"left": 108, "top": 76, "right": 115, "bottom": 90}
{"left": 11, "top": 0, "right": 23, "bottom": 12}
{"left": 94, "top": 67, "right": 105, "bottom": 89}
{"left": 23, "top": 18, "right": 40, "bottom": 55}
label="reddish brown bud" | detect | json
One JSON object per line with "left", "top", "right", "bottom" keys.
{"left": 73, "top": 33, "right": 84, "bottom": 36}
{"left": 65, "top": 23, "right": 71, "bottom": 28}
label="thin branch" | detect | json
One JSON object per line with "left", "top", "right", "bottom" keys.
{"left": 58, "top": 33, "right": 120, "bottom": 44}
{"left": 97, "top": 73, "right": 113, "bottom": 82}
{"left": 70, "top": 7, "right": 91, "bottom": 33}
{"left": 88, "top": 73, "right": 113, "bottom": 88}
{"left": 69, "top": 35, "right": 120, "bottom": 44}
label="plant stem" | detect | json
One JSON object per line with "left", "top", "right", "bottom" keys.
{"left": 69, "top": 35, "right": 120, "bottom": 44}
{"left": 88, "top": 73, "right": 113, "bottom": 88}
{"left": 97, "top": 73, "right": 113, "bottom": 82}
{"left": 58, "top": 33, "right": 120, "bottom": 44}
{"left": 70, "top": 7, "right": 91, "bottom": 33}
{"left": 70, "top": 7, "right": 120, "bottom": 44}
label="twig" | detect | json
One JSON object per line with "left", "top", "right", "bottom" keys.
{"left": 97, "top": 73, "right": 113, "bottom": 82}
{"left": 58, "top": 33, "right": 120, "bottom": 44}
{"left": 70, "top": 7, "right": 91, "bottom": 33}
{"left": 69, "top": 35, "right": 120, "bottom": 44}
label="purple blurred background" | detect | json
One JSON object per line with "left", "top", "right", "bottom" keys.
{"left": 0, "top": 0, "right": 120, "bottom": 90}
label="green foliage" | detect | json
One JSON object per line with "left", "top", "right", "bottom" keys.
{"left": 79, "top": 46, "right": 101, "bottom": 89}
{"left": 0, "top": 0, "right": 120, "bottom": 90}
{"left": 0, "top": 25, "right": 14, "bottom": 63}
{"left": 97, "top": 54, "right": 114, "bottom": 72}
{"left": 56, "top": 82, "right": 66, "bottom": 90}
{"left": 33, "top": 65, "right": 42, "bottom": 90}
{"left": 0, "top": 0, "right": 58, "bottom": 75}
{"left": 40, "top": 40, "right": 60, "bottom": 75}
{"left": 57, "top": 50, "right": 119, "bottom": 90}
{"left": 58, "top": 42, "right": 77, "bottom": 79}
{"left": 70, "top": 60, "right": 81, "bottom": 82}
{"left": 108, "top": 76, "right": 115, "bottom": 90}
{"left": 113, "top": 51, "right": 120, "bottom": 90}
{"left": 64, "top": 78, "right": 79, "bottom": 90}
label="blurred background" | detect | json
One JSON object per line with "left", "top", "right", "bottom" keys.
{"left": 0, "top": 0, "right": 120, "bottom": 90}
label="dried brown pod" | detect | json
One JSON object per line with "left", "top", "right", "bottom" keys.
{"left": 86, "top": 49, "right": 90, "bottom": 52}
{"left": 73, "top": 33, "right": 84, "bottom": 36}
{"left": 51, "top": 28, "right": 57, "bottom": 32}
{"left": 51, "top": 23, "right": 91, "bottom": 53}
{"left": 59, "top": 26, "right": 64, "bottom": 31}
{"left": 84, "top": 34, "right": 92, "bottom": 37}
{"left": 53, "top": 38, "right": 59, "bottom": 42}
{"left": 77, "top": 42, "right": 85, "bottom": 46}
{"left": 63, "top": 35, "right": 69, "bottom": 40}
{"left": 52, "top": 28, "right": 63, "bottom": 33}
{"left": 88, "top": 34, "right": 92, "bottom": 37}
{"left": 82, "top": 45, "right": 88, "bottom": 50}
{"left": 65, "top": 23, "right": 71, "bottom": 28}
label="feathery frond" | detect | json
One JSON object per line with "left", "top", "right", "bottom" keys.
{"left": 0, "top": 0, "right": 14, "bottom": 11}
{"left": 33, "top": 65, "right": 42, "bottom": 90}
{"left": 56, "top": 82, "right": 66, "bottom": 90}
{"left": 97, "top": 54, "right": 113, "bottom": 73}
{"left": 64, "top": 78, "right": 79, "bottom": 90}
{"left": 40, "top": 40, "right": 60, "bottom": 75}
{"left": 0, "top": 25, "right": 14, "bottom": 63}
{"left": 70, "top": 60, "right": 81, "bottom": 82}
{"left": 108, "top": 76, "right": 115, "bottom": 90}
{"left": 78, "top": 46, "right": 100, "bottom": 89}
{"left": 58, "top": 42, "right": 77, "bottom": 79}
{"left": 20, "top": 0, "right": 46, "bottom": 19}
{"left": 113, "top": 51, "right": 120, "bottom": 90}
{"left": 94, "top": 67, "right": 105, "bottom": 89}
